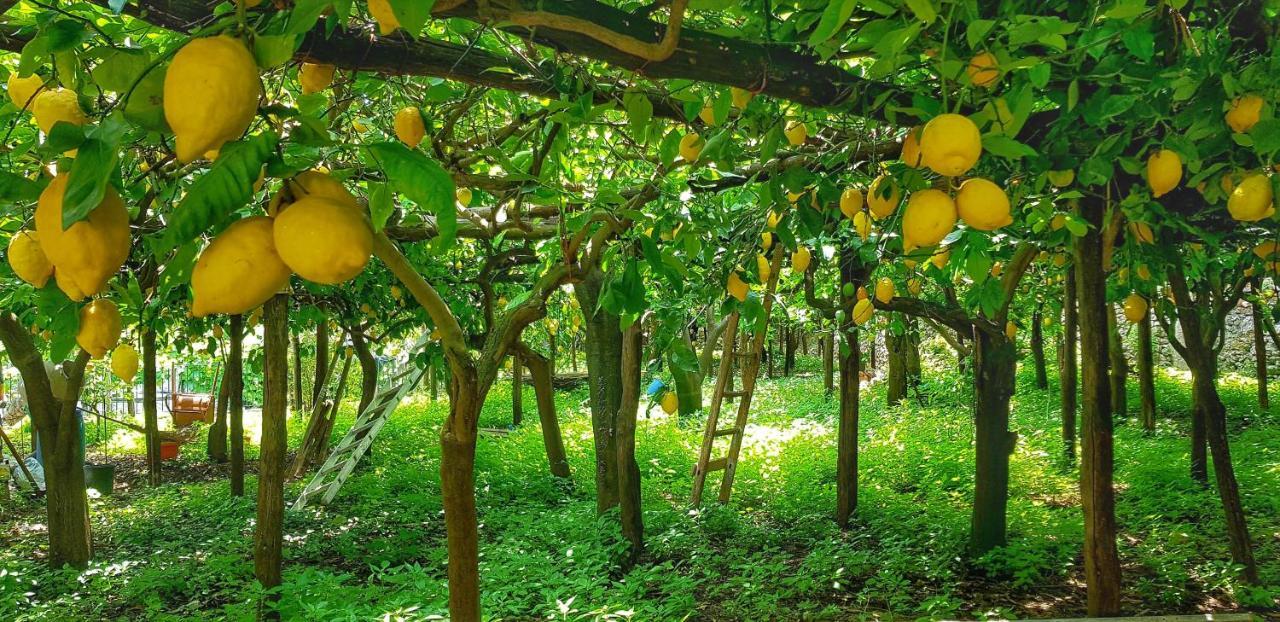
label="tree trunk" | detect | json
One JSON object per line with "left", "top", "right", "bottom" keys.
{"left": 574, "top": 267, "right": 621, "bottom": 513}
{"left": 616, "top": 322, "right": 644, "bottom": 566}
{"left": 1107, "top": 309, "right": 1128, "bottom": 418}
{"left": 885, "top": 327, "right": 908, "bottom": 405}
{"left": 207, "top": 352, "right": 231, "bottom": 463}
{"left": 292, "top": 331, "right": 303, "bottom": 412}
{"left": 784, "top": 325, "right": 797, "bottom": 375}
{"left": 229, "top": 314, "right": 246, "bottom": 497}
{"left": 1137, "top": 311, "right": 1157, "bottom": 432}
{"left": 836, "top": 326, "right": 860, "bottom": 528}
{"left": 254, "top": 295, "right": 289, "bottom": 618}
{"left": 1073, "top": 209, "right": 1123, "bottom": 615}
{"left": 512, "top": 353, "right": 523, "bottom": 426}
{"left": 1194, "top": 372, "right": 1260, "bottom": 583}
{"left": 350, "top": 330, "right": 378, "bottom": 415}
{"left": 822, "top": 330, "right": 834, "bottom": 397}
{"left": 311, "top": 321, "right": 329, "bottom": 408}
{"left": 868, "top": 329, "right": 877, "bottom": 370}
{"left": 970, "top": 329, "right": 1017, "bottom": 554}
{"left": 522, "top": 348, "right": 570, "bottom": 478}
{"left": 1031, "top": 308, "right": 1049, "bottom": 389}
{"left": 143, "top": 328, "right": 161, "bottom": 486}
{"left": 905, "top": 318, "right": 922, "bottom": 386}
{"left": 1252, "top": 299, "right": 1269, "bottom": 410}
{"left": 441, "top": 364, "right": 483, "bottom": 622}
{"left": 1061, "top": 269, "right": 1079, "bottom": 464}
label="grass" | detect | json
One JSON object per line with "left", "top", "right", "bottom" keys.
{"left": 2, "top": 348, "right": 1278, "bottom": 620}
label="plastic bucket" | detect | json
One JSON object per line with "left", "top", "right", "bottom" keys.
{"left": 645, "top": 378, "right": 667, "bottom": 398}
{"left": 83, "top": 463, "right": 115, "bottom": 495}
{"left": 160, "top": 441, "right": 181, "bottom": 461}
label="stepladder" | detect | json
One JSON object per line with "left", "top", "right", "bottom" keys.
{"left": 691, "top": 248, "right": 783, "bottom": 505}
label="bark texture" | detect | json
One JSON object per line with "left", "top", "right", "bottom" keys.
{"left": 1061, "top": 269, "right": 1078, "bottom": 464}
{"left": 143, "top": 328, "right": 161, "bottom": 486}
{"left": 574, "top": 267, "right": 622, "bottom": 513}
{"left": 229, "top": 314, "right": 246, "bottom": 496}
{"left": 254, "top": 295, "right": 289, "bottom": 617}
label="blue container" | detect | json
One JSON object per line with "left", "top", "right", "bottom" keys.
{"left": 645, "top": 379, "right": 667, "bottom": 398}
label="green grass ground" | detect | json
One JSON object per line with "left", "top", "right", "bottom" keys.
{"left": 2, "top": 355, "right": 1278, "bottom": 620}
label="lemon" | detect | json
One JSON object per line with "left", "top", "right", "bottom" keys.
{"left": 1135, "top": 264, "right": 1151, "bottom": 281}
{"left": 7, "top": 72, "right": 45, "bottom": 110}
{"left": 727, "top": 272, "right": 748, "bottom": 302}
{"left": 35, "top": 173, "right": 130, "bottom": 301}
{"left": 867, "top": 175, "right": 901, "bottom": 219}
{"left": 456, "top": 187, "right": 473, "bottom": 207}
{"left": 954, "top": 177, "right": 1012, "bottom": 231}
{"left": 1225, "top": 94, "right": 1263, "bottom": 133}
{"left": 990, "top": 262, "right": 1003, "bottom": 278}
{"left": 299, "top": 63, "right": 336, "bottom": 94}
{"left": 930, "top": 248, "right": 950, "bottom": 270}
{"left": 32, "top": 87, "right": 87, "bottom": 139}
{"left": 1047, "top": 169, "right": 1074, "bottom": 187}
{"left": 352, "top": 118, "right": 368, "bottom": 133}
{"left": 852, "top": 298, "right": 874, "bottom": 325}
{"left": 1227, "top": 174, "right": 1275, "bottom": 222}
{"left": 920, "top": 113, "right": 982, "bottom": 177}
{"left": 1050, "top": 213, "right": 1067, "bottom": 230}
{"left": 274, "top": 197, "right": 373, "bottom": 285}
{"left": 77, "top": 299, "right": 122, "bottom": 359}
{"left": 1146, "top": 149, "right": 1182, "bottom": 198}
{"left": 852, "top": 211, "right": 872, "bottom": 241}
{"left": 391, "top": 285, "right": 403, "bottom": 300}
{"left": 6, "top": 230, "right": 53, "bottom": 288}
{"left": 111, "top": 344, "right": 139, "bottom": 383}
{"left": 767, "top": 211, "right": 780, "bottom": 229}
{"left": 857, "top": 286, "right": 868, "bottom": 300}
{"left": 874, "top": 277, "right": 895, "bottom": 304}
{"left": 756, "top": 253, "right": 771, "bottom": 283}
{"left": 268, "top": 170, "right": 359, "bottom": 216}
{"left": 1052, "top": 253, "right": 1068, "bottom": 267}
{"left": 368, "top": 0, "right": 401, "bottom": 34}
{"left": 213, "top": 324, "right": 224, "bottom": 339}
{"left": 1254, "top": 240, "right": 1279, "bottom": 259}
{"left": 679, "top": 132, "right": 704, "bottom": 162}
{"left": 840, "top": 187, "right": 864, "bottom": 221}
{"left": 792, "top": 246, "right": 812, "bottom": 273}
{"left": 164, "top": 36, "right": 261, "bottom": 164}
{"left": 699, "top": 104, "right": 716, "bottom": 126}
{"left": 395, "top": 106, "right": 425, "bottom": 147}
{"left": 1127, "top": 221, "right": 1154, "bottom": 244}
{"left": 1123, "top": 293, "right": 1148, "bottom": 323}
{"left": 730, "top": 87, "right": 753, "bottom": 109}
{"left": 191, "top": 216, "right": 292, "bottom": 317}
{"left": 900, "top": 126, "right": 923, "bottom": 168}
{"left": 902, "top": 189, "right": 957, "bottom": 250}
{"left": 761, "top": 231, "right": 773, "bottom": 251}
{"left": 660, "top": 391, "right": 679, "bottom": 415}
{"left": 966, "top": 51, "right": 1000, "bottom": 88}
{"left": 907, "top": 277, "right": 923, "bottom": 296}
{"left": 784, "top": 120, "right": 807, "bottom": 146}
{"left": 1004, "top": 321, "right": 1017, "bottom": 340}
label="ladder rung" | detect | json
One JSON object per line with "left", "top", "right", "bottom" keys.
{"left": 713, "top": 427, "right": 739, "bottom": 438}
{"left": 705, "top": 457, "right": 728, "bottom": 472}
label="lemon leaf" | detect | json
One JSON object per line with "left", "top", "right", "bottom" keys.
{"left": 365, "top": 142, "right": 456, "bottom": 251}
{"left": 160, "top": 132, "right": 279, "bottom": 252}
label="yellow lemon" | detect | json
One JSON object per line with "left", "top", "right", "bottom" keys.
{"left": 1050, "top": 213, "right": 1067, "bottom": 230}
{"left": 191, "top": 216, "right": 292, "bottom": 317}
{"left": 920, "top": 113, "right": 982, "bottom": 177}
{"left": 111, "top": 344, "right": 139, "bottom": 383}
{"left": 456, "top": 187, "right": 473, "bottom": 207}
{"left": 955, "top": 177, "right": 1012, "bottom": 231}
{"left": 727, "top": 272, "right": 748, "bottom": 302}
{"left": 32, "top": 87, "right": 87, "bottom": 137}
{"left": 268, "top": 170, "right": 359, "bottom": 216}
{"left": 761, "top": 231, "right": 773, "bottom": 250}
{"left": 1225, "top": 94, "right": 1263, "bottom": 133}
{"left": 907, "top": 277, "right": 923, "bottom": 296}
{"left": 900, "top": 126, "right": 924, "bottom": 168}
{"left": 990, "top": 262, "right": 1003, "bottom": 278}
{"left": 164, "top": 36, "right": 261, "bottom": 164}
{"left": 791, "top": 246, "right": 812, "bottom": 273}
{"left": 1254, "top": 240, "right": 1279, "bottom": 259}
{"left": 867, "top": 174, "right": 901, "bottom": 220}
{"left": 966, "top": 51, "right": 1000, "bottom": 88}
{"left": 7, "top": 72, "right": 45, "bottom": 110}
{"left": 699, "top": 104, "right": 716, "bottom": 126}
{"left": 902, "top": 189, "right": 957, "bottom": 250}
{"left": 679, "top": 132, "right": 704, "bottom": 162}
{"left": 77, "top": 299, "right": 122, "bottom": 359}
{"left": 391, "top": 285, "right": 403, "bottom": 300}
{"left": 299, "top": 63, "right": 335, "bottom": 94}
{"left": 767, "top": 211, "right": 780, "bottom": 229}
{"left": 756, "top": 253, "right": 771, "bottom": 283}
{"left": 274, "top": 197, "right": 372, "bottom": 285}
{"left": 395, "top": 106, "right": 425, "bottom": 147}
{"left": 1127, "top": 221, "right": 1154, "bottom": 244}
{"left": 856, "top": 286, "right": 868, "bottom": 300}
{"left": 874, "top": 277, "right": 895, "bottom": 304}
{"left": 1004, "top": 321, "right": 1017, "bottom": 340}
{"left": 784, "top": 120, "right": 807, "bottom": 146}
{"left": 7, "top": 230, "right": 53, "bottom": 288}
{"left": 368, "top": 0, "right": 401, "bottom": 35}
{"left": 35, "top": 174, "right": 129, "bottom": 301}
{"left": 930, "top": 248, "right": 950, "bottom": 270}
{"left": 731, "top": 87, "right": 753, "bottom": 109}
{"left": 852, "top": 298, "right": 874, "bottom": 325}
{"left": 1047, "top": 169, "right": 1074, "bottom": 187}
{"left": 660, "top": 391, "right": 679, "bottom": 415}
{"left": 1227, "top": 174, "right": 1275, "bottom": 222}
{"left": 1135, "top": 264, "right": 1151, "bottom": 281}
{"left": 840, "top": 187, "right": 864, "bottom": 220}
{"left": 852, "top": 211, "right": 872, "bottom": 241}
{"left": 1123, "top": 293, "right": 1148, "bottom": 323}
{"left": 1146, "top": 149, "right": 1182, "bottom": 198}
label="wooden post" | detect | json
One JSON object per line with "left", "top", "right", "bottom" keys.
{"left": 254, "top": 295, "right": 288, "bottom": 618}
{"left": 1061, "top": 269, "right": 1078, "bottom": 464}
{"left": 143, "top": 328, "right": 161, "bottom": 486}
{"left": 229, "top": 314, "right": 245, "bottom": 497}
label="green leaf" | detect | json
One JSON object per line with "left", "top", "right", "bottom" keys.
{"left": 1250, "top": 119, "right": 1280, "bottom": 155}
{"left": 35, "top": 285, "right": 79, "bottom": 361}
{"left": 966, "top": 19, "right": 996, "bottom": 50}
{"left": 623, "top": 91, "right": 653, "bottom": 138}
{"left": 160, "top": 132, "right": 279, "bottom": 252}
{"left": 982, "top": 134, "right": 1036, "bottom": 160}
{"left": 286, "top": 0, "right": 333, "bottom": 35}
{"left": 368, "top": 182, "right": 394, "bottom": 233}
{"left": 0, "top": 171, "right": 44, "bottom": 202}
{"left": 1067, "top": 79, "right": 1079, "bottom": 111}
{"left": 388, "top": 0, "right": 436, "bottom": 35}
{"left": 62, "top": 138, "right": 120, "bottom": 229}
{"left": 365, "top": 142, "right": 456, "bottom": 251}
{"left": 91, "top": 48, "right": 151, "bottom": 92}
{"left": 253, "top": 34, "right": 298, "bottom": 69}
{"left": 903, "top": 0, "right": 936, "bottom": 24}
{"left": 808, "top": 0, "right": 859, "bottom": 48}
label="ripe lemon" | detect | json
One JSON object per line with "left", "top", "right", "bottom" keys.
{"left": 874, "top": 277, "right": 895, "bottom": 304}
{"left": 35, "top": 173, "right": 129, "bottom": 301}
{"left": 990, "top": 262, "right": 1003, "bottom": 278}
{"left": 966, "top": 52, "right": 1000, "bottom": 88}
{"left": 1146, "top": 149, "right": 1182, "bottom": 198}
{"left": 391, "top": 285, "right": 403, "bottom": 300}
{"left": 867, "top": 175, "right": 901, "bottom": 219}
{"left": 1225, "top": 94, "right": 1263, "bottom": 133}
{"left": 164, "top": 36, "right": 261, "bottom": 164}
{"left": 1047, "top": 169, "right": 1074, "bottom": 187}
{"left": 191, "top": 216, "right": 292, "bottom": 317}
{"left": 730, "top": 87, "right": 753, "bottom": 109}
{"left": 852, "top": 211, "right": 872, "bottom": 241}
{"left": 268, "top": 170, "right": 359, "bottom": 216}
{"left": 727, "top": 272, "right": 748, "bottom": 302}
{"left": 767, "top": 211, "right": 780, "bottom": 229}
{"left": 1135, "top": 264, "right": 1151, "bottom": 281}
{"left": 900, "top": 126, "right": 923, "bottom": 168}
{"left": 1123, "top": 293, "right": 1148, "bottom": 323}
{"left": 930, "top": 248, "right": 950, "bottom": 270}
{"left": 1050, "top": 213, "right": 1067, "bottom": 230}
{"left": 660, "top": 391, "right": 679, "bottom": 415}
{"left": 679, "top": 132, "right": 704, "bottom": 162}
{"left": 792, "top": 246, "right": 812, "bottom": 273}
{"left": 1004, "top": 321, "right": 1017, "bottom": 340}
{"left": 852, "top": 298, "right": 874, "bottom": 325}
{"left": 840, "top": 187, "right": 864, "bottom": 220}
{"left": 274, "top": 197, "right": 373, "bottom": 285}
{"left": 456, "top": 187, "right": 473, "bottom": 207}
{"left": 920, "top": 113, "right": 982, "bottom": 177}
{"left": 110, "top": 344, "right": 139, "bottom": 383}
{"left": 954, "top": 177, "right": 1012, "bottom": 231}
{"left": 395, "top": 106, "right": 425, "bottom": 147}
{"left": 32, "top": 88, "right": 87, "bottom": 151}
{"left": 7, "top": 72, "right": 45, "bottom": 110}
{"left": 902, "top": 189, "right": 957, "bottom": 250}
{"left": 299, "top": 63, "right": 335, "bottom": 94}
{"left": 761, "top": 231, "right": 773, "bottom": 250}
{"left": 856, "top": 286, "right": 868, "bottom": 300}
{"left": 698, "top": 104, "right": 716, "bottom": 126}
{"left": 77, "top": 299, "right": 122, "bottom": 359}
{"left": 1227, "top": 174, "right": 1275, "bottom": 222}
{"left": 368, "top": 0, "right": 401, "bottom": 34}
{"left": 1253, "top": 240, "right": 1279, "bottom": 259}
{"left": 7, "top": 230, "right": 53, "bottom": 288}
{"left": 784, "top": 120, "right": 807, "bottom": 146}
{"left": 1127, "top": 221, "right": 1154, "bottom": 244}
{"left": 907, "top": 277, "right": 923, "bottom": 296}
{"left": 756, "top": 253, "right": 771, "bottom": 283}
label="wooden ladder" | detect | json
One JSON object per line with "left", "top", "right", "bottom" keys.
{"left": 691, "top": 249, "right": 783, "bottom": 506}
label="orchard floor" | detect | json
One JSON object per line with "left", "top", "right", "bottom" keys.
{"left": 3, "top": 356, "right": 1279, "bottom": 621}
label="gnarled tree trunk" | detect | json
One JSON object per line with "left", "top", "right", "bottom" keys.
{"left": 207, "top": 352, "right": 231, "bottom": 463}
{"left": 970, "top": 329, "right": 1017, "bottom": 554}
{"left": 574, "top": 267, "right": 622, "bottom": 513}
{"left": 441, "top": 364, "right": 483, "bottom": 622}
{"left": 349, "top": 329, "right": 379, "bottom": 415}
{"left": 616, "top": 322, "right": 644, "bottom": 566}
{"left": 521, "top": 347, "right": 570, "bottom": 478}
{"left": 885, "top": 326, "right": 908, "bottom": 405}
